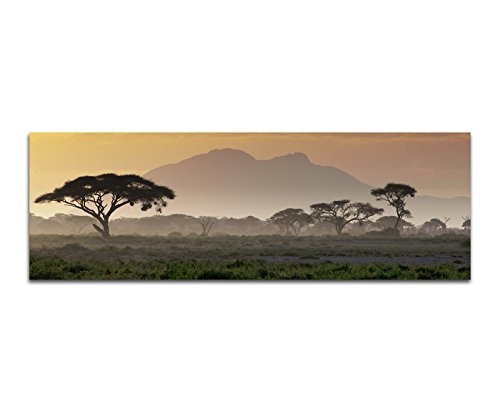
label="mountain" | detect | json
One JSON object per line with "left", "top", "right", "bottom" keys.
{"left": 143, "top": 148, "right": 470, "bottom": 226}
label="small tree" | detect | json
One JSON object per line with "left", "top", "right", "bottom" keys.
{"left": 197, "top": 216, "right": 216, "bottom": 236}
{"left": 310, "top": 200, "right": 384, "bottom": 234}
{"left": 462, "top": 215, "right": 471, "bottom": 230}
{"left": 421, "top": 218, "right": 447, "bottom": 232}
{"left": 35, "top": 174, "right": 175, "bottom": 239}
{"left": 268, "top": 208, "right": 312, "bottom": 237}
{"left": 370, "top": 183, "right": 417, "bottom": 229}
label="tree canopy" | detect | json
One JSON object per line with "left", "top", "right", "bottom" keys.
{"left": 462, "top": 216, "right": 471, "bottom": 230}
{"left": 421, "top": 218, "right": 447, "bottom": 232}
{"left": 268, "top": 208, "right": 313, "bottom": 236}
{"left": 371, "top": 183, "right": 417, "bottom": 228}
{"left": 35, "top": 173, "right": 175, "bottom": 238}
{"left": 197, "top": 216, "right": 216, "bottom": 236}
{"left": 310, "top": 200, "right": 384, "bottom": 234}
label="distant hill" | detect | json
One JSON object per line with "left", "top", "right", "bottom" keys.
{"left": 143, "top": 148, "right": 470, "bottom": 226}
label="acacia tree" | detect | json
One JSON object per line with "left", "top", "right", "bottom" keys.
{"left": 421, "top": 218, "right": 447, "bottom": 232}
{"left": 268, "top": 208, "right": 312, "bottom": 236}
{"left": 310, "top": 200, "right": 384, "bottom": 234}
{"left": 370, "top": 183, "right": 417, "bottom": 229}
{"left": 35, "top": 174, "right": 175, "bottom": 239}
{"left": 197, "top": 216, "right": 216, "bottom": 236}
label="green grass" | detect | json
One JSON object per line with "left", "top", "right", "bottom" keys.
{"left": 29, "top": 234, "right": 470, "bottom": 280}
{"left": 30, "top": 255, "right": 470, "bottom": 280}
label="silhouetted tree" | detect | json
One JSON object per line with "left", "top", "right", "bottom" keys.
{"left": 371, "top": 183, "right": 417, "bottom": 228}
{"left": 462, "top": 215, "right": 471, "bottom": 230}
{"left": 268, "top": 208, "right": 312, "bottom": 236}
{"left": 197, "top": 216, "right": 216, "bottom": 236}
{"left": 35, "top": 174, "right": 175, "bottom": 239}
{"left": 421, "top": 218, "right": 447, "bottom": 232}
{"left": 310, "top": 200, "right": 384, "bottom": 234}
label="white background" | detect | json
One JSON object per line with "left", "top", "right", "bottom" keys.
{"left": 0, "top": 1, "right": 498, "bottom": 411}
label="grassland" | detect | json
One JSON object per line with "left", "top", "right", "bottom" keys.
{"left": 29, "top": 234, "right": 470, "bottom": 280}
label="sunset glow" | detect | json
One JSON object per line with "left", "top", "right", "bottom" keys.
{"left": 30, "top": 132, "right": 470, "bottom": 218}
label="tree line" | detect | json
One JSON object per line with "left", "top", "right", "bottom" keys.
{"left": 30, "top": 210, "right": 470, "bottom": 237}
{"left": 35, "top": 174, "right": 470, "bottom": 239}
{"left": 268, "top": 183, "right": 418, "bottom": 236}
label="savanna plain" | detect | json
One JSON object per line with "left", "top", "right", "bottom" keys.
{"left": 30, "top": 233, "right": 470, "bottom": 280}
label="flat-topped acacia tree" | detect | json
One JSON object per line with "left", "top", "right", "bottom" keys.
{"left": 268, "top": 208, "right": 313, "bottom": 237}
{"left": 310, "top": 200, "right": 384, "bottom": 234}
{"left": 370, "top": 183, "right": 417, "bottom": 229}
{"left": 35, "top": 174, "right": 175, "bottom": 239}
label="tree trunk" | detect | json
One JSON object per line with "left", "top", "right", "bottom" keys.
{"left": 102, "top": 220, "right": 110, "bottom": 239}
{"left": 293, "top": 225, "right": 301, "bottom": 237}
{"left": 394, "top": 215, "right": 401, "bottom": 229}
{"left": 93, "top": 219, "right": 110, "bottom": 239}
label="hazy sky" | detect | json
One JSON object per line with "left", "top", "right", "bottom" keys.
{"left": 30, "top": 132, "right": 470, "bottom": 217}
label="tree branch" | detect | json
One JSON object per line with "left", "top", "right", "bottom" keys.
{"left": 60, "top": 199, "right": 101, "bottom": 221}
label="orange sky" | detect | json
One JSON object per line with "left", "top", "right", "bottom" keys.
{"left": 29, "top": 133, "right": 470, "bottom": 218}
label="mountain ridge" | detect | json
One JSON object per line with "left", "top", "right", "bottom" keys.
{"left": 142, "top": 148, "right": 470, "bottom": 225}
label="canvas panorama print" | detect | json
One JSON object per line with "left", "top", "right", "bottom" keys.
{"left": 29, "top": 133, "right": 471, "bottom": 280}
